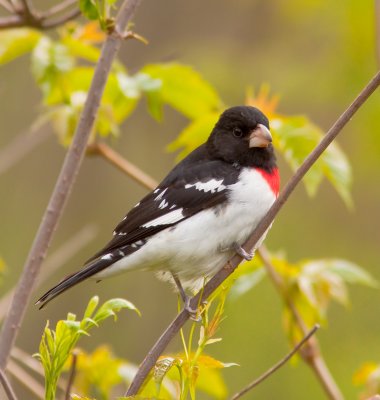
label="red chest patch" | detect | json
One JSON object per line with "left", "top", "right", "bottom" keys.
{"left": 256, "top": 167, "right": 280, "bottom": 197}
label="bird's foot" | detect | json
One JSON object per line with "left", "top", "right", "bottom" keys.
{"left": 184, "top": 296, "right": 202, "bottom": 322}
{"left": 171, "top": 272, "right": 201, "bottom": 321}
{"left": 233, "top": 242, "right": 253, "bottom": 261}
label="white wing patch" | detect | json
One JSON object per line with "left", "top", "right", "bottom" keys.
{"left": 155, "top": 188, "right": 168, "bottom": 201}
{"left": 159, "top": 199, "right": 169, "bottom": 209}
{"left": 185, "top": 179, "right": 226, "bottom": 193}
{"left": 142, "top": 208, "right": 184, "bottom": 228}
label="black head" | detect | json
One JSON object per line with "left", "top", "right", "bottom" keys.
{"left": 207, "top": 106, "right": 276, "bottom": 170}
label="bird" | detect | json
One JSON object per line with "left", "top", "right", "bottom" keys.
{"left": 36, "top": 106, "right": 280, "bottom": 312}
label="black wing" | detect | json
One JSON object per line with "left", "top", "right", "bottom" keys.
{"left": 87, "top": 145, "right": 240, "bottom": 262}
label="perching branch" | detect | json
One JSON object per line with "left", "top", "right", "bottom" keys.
{"left": 230, "top": 324, "right": 320, "bottom": 400}
{"left": 0, "top": 0, "right": 142, "bottom": 370}
{"left": 125, "top": 70, "right": 380, "bottom": 396}
{"left": 93, "top": 145, "right": 342, "bottom": 399}
{"left": 0, "top": 369, "right": 18, "bottom": 400}
{"left": 258, "top": 245, "right": 343, "bottom": 400}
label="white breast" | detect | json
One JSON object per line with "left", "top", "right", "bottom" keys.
{"left": 96, "top": 168, "right": 276, "bottom": 288}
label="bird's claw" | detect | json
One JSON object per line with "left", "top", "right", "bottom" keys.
{"left": 185, "top": 297, "right": 201, "bottom": 322}
{"left": 233, "top": 242, "right": 253, "bottom": 261}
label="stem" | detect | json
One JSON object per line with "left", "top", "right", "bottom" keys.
{"left": 258, "top": 245, "right": 343, "bottom": 400}
{"left": 0, "top": 0, "right": 142, "bottom": 370}
{"left": 125, "top": 70, "right": 380, "bottom": 396}
{"left": 230, "top": 325, "right": 320, "bottom": 400}
{"left": 65, "top": 351, "right": 78, "bottom": 400}
{"left": 0, "top": 369, "right": 18, "bottom": 400}
{"left": 88, "top": 142, "right": 158, "bottom": 190}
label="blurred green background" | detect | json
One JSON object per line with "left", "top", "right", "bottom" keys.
{"left": 1, "top": 0, "right": 380, "bottom": 398}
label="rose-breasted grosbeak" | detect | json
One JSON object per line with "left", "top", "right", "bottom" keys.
{"left": 37, "top": 106, "right": 279, "bottom": 309}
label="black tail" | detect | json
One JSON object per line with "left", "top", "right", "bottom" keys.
{"left": 36, "top": 255, "right": 121, "bottom": 309}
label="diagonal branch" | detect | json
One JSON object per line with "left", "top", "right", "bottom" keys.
{"left": 0, "top": 369, "right": 18, "bottom": 400}
{"left": 125, "top": 70, "right": 380, "bottom": 396}
{"left": 0, "top": 0, "right": 142, "bottom": 370}
{"left": 88, "top": 142, "right": 158, "bottom": 190}
{"left": 0, "top": 0, "right": 80, "bottom": 30}
{"left": 230, "top": 324, "right": 320, "bottom": 400}
{"left": 0, "top": 0, "right": 15, "bottom": 13}
{"left": 258, "top": 245, "right": 343, "bottom": 400}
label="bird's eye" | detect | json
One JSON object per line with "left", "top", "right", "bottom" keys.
{"left": 233, "top": 127, "right": 243, "bottom": 138}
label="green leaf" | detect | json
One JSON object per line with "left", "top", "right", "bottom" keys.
{"left": 0, "top": 28, "right": 41, "bottom": 65}
{"left": 271, "top": 115, "right": 353, "bottom": 207}
{"left": 168, "top": 112, "right": 219, "bottom": 158}
{"left": 36, "top": 297, "right": 139, "bottom": 400}
{"left": 79, "top": 0, "right": 100, "bottom": 20}
{"left": 94, "top": 298, "right": 140, "bottom": 324}
{"left": 62, "top": 36, "right": 101, "bottom": 63}
{"left": 142, "top": 63, "right": 223, "bottom": 119}
{"left": 31, "top": 37, "right": 74, "bottom": 98}
{"left": 303, "top": 259, "right": 377, "bottom": 288}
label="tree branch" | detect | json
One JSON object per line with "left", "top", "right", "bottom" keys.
{"left": 0, "top": 369, "right": 18, "bottom": 400}
{"left": 230, "top": 324, "right": 320, "bottom": 400}
{"left": 88, "top": 142, "right": 158, "bottom": 190}
{"left": 0, "top": 0, "right": 80, "bottom": 30}
{"left": 0, "top": 0, "right": 142, "bottom": 370}
{"left": 258, "top": 245, "right": 343, "bottom": 400}
{"left": 125, "top": 70, "right": 380, "bottom": 396}
{"left": 0, "top": 0, "right": 15, "bottom": 13}
{"left": 40, "top": 8, "right": 81, "bottom": 30}
{"left": 39, "top": 0, "right": 77, "bottom": 19}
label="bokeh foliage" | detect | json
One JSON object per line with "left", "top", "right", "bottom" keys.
{"left": 0, "top": 0, "right": 379, "bottom": 399}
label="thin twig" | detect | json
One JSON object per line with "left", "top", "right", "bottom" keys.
{"left": 0, "top": 225, "right": 98, "bottom": 322}
{"left": 65, "top": 350, "right": 78, "bottom": 400}
{"left": 0, "top": 0, "right": 14, "bottom": 13}
{"left": 258, "top": 245, "right": 343, "bottom": 400}
{"left": 0, "top": 0, "right": 80, "bottom": 30}
{"left": 88, "top": 142, "right": 158, "bottom": 190}
{"left": 40, "top": 0, "right": 77, "bottom": 19}
{"left": 230, "top": 324, "right": 320, "bottom": 400}
{"left": 125, "top": 71, "right": 380, "bottom": 396}
{"left": 0, "top": 0, "right": 142, "bottom": 370}
{"left": 0, "top": 369, "right": 18, "bottom": 400}
{"left": 0, "top": 127, "right": 51, "bottom": 176}
{"left": 7, "top": 360, "right": 44, "bottom": 399}
{"left": 40, "top": 8, "right": 81, "bottom": 30}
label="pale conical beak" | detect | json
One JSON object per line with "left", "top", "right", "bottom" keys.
{"left": 249, "top": 124, "right": 272, "bottom": 148}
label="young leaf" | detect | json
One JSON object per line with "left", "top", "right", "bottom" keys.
{"left": 142, "top": 63, "right": 223, "bottom": 120}
{"left": 0, "top": 29, "right": 41, "bottom": 65}
{"left": 35, "top": 296, "right": 139, "bottom": 400}
{"left": 168, "top": 112, "right": 220, "bottom": 158}
{"left": 79, "top": 0, "right": 100, "bottom": 20}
